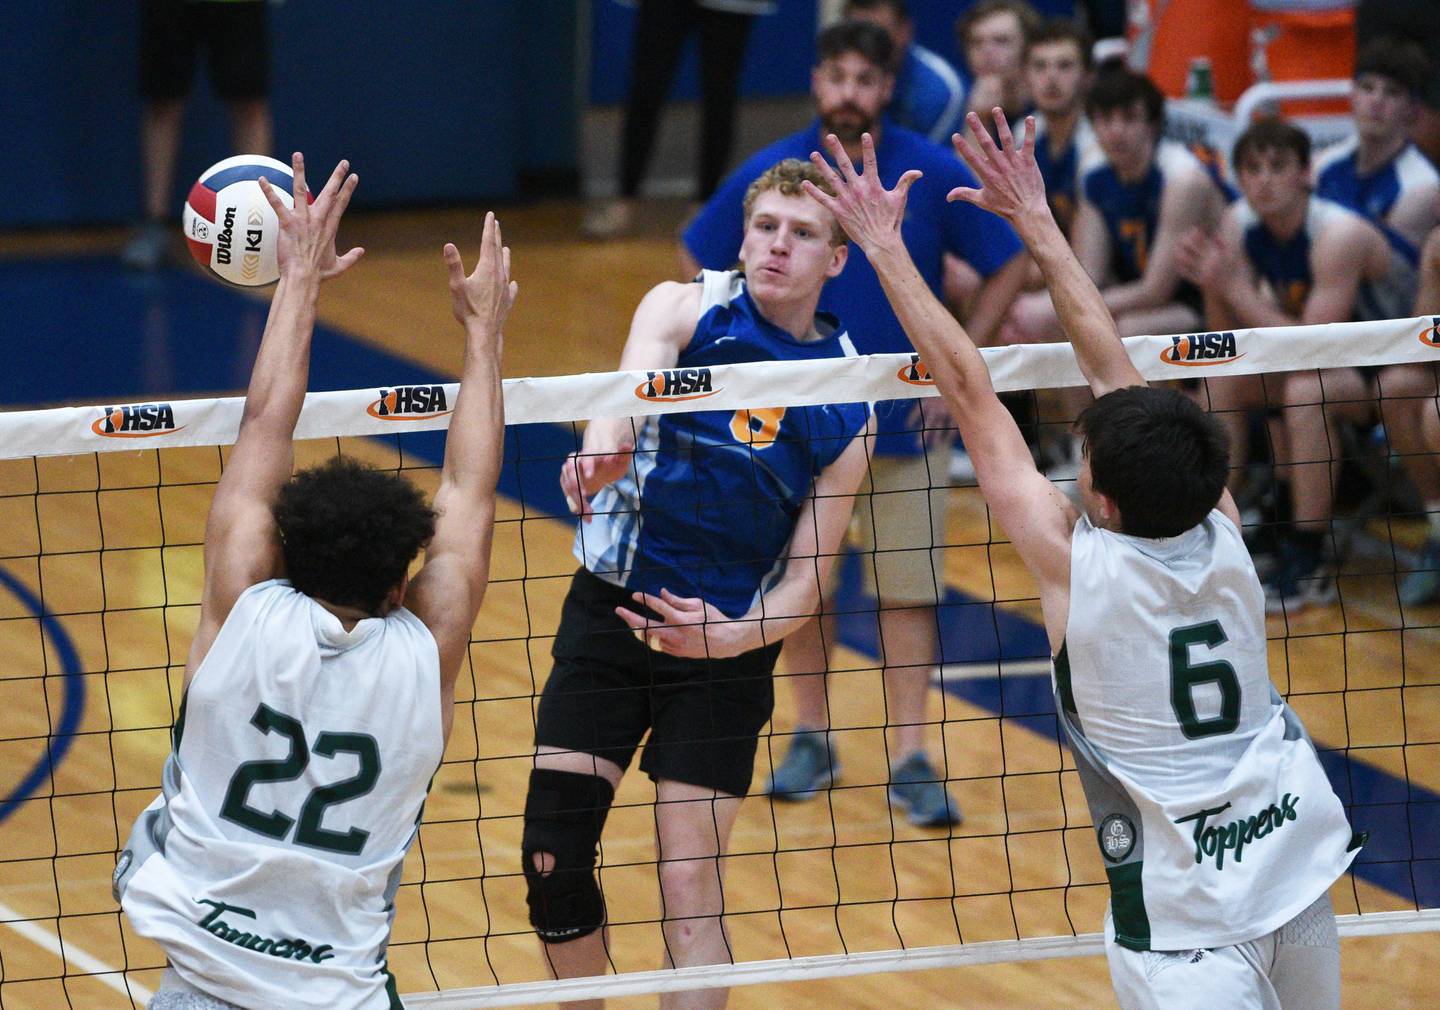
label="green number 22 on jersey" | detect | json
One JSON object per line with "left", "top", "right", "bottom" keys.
{"left": 219, "top": 703, "right": 382, "bottom": 855}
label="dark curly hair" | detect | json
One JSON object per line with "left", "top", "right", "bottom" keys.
{"left": 272, "top": 457, "right": 437, "bottom": 613}
{"left": 1077, "top": 386, "right": 1230, "bottom": 539}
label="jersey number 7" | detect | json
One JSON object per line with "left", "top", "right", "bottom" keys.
{"left": 219, "top": 703, "right": 382, "bottom": 856}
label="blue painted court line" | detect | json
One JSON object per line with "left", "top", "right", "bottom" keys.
{"left": 0, "top": 568, "right": 85, "bottom": 825}
{"left": 1, "top": 257, "right": 1434, "bottom": 910}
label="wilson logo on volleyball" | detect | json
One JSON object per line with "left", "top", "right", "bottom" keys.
{"left": 91, "top": 403, "right": 183, "bottom": 439}
{"left": 366, "top": 385, "right": 453, "bottom": 420}
{"left": 897, "top": 354, "right": 935, "bottom": 385}
{"left": 1420, "top": 317, "right": 1440, "bottom": 349}
{"left": 1161, "top": 331, "right": 1243, "bottom": 366}
{"left": 634, "top": 368, "right": 719, "bottom": 402}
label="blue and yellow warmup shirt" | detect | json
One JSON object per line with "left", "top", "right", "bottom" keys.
{"left": 1032, "top": 115, "right": 1100, "bottom": 236}
{"left": 891, "top": 43, "right": 966, "bottom": 145}
{"left": 1238, "top": 195, "right": 1416, "bottom": 323}
{"left": 683, "top": 119, "right": 1022, "bottom": 457}
{"left": 575, "top": 271, "right": 870, "bottom": 620}
{"left": 1315, "top": 136, "right": 1439, "bottom": 265}
{"left": 1082, "top": 140, "right": 1207, "bottom": 284}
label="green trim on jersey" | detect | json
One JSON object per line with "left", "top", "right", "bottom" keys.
{"left": 172, "top": 689, "right": 191, "bottom": 750}
{"left": 1107, "top": 861, "right": 1152, "bottom": 950}
{"left": 383, "top": 963, "right": 403, "bottom": 1009}
{"left": 1053, "top": 642, "right": 1080, "bottom": 725}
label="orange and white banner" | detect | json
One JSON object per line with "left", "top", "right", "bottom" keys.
{"left": 3, "top": 316, "right": 1438, "bottom": 459}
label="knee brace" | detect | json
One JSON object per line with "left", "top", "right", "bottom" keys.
{"left": 521, "top": 767, "right": 615, "bottom": 943}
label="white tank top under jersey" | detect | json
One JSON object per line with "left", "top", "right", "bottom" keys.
{"left": 116, "top": 581, "right": 443, "bottom": 1010}
{"left": 1055, "top": 511, "right": 1358, "bottom": 952}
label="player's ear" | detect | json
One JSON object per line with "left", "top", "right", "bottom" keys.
{"left": 826, "top": 240, "right": 848, "bottom": 278}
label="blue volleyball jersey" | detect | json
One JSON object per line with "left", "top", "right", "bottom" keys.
{"left": 575, "top": 271, "right": 870, "bottom": 619}
{"left": 892, "top": 43, "right": 966, "bottom": 145}
{"left": 1314, "top": 137, "right": 1439, "bottom": 264}
{"left": 1032, "top": 115, "right": 1100, "bottom": 235}
{"left": 1083, "top": 141, "right": 1205, "bottom": 283}
{"left": 1236, "top": 195, "right": 1415, "bottom": 322}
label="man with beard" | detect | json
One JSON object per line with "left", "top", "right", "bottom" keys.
{"left": 682, "top": 19, "right": 1025, "bottom": 827}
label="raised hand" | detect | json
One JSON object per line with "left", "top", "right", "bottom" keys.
{"left": 257, "top": 153, "right": 364, "bottom": 281}
{"left": 615, "top": 588, "right": 740, "bottom": 659}
{"left": 948, "top": 108, "right": 1049, "bottom": 227}
{"left": 800, "top": 132, "right": 922, "bottom": 255}
{"left": 560, "top": 444, "right": 634, "bottom": 522}
{"left": 443, "top": 211, "right": 519, "bottom": 336}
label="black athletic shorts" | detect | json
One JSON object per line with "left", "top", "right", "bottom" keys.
{"left": 140, "top": 0, "right": 270, "bottom": 102}
{"left": 535, "top": 567, "right": 780, "bottom": 798}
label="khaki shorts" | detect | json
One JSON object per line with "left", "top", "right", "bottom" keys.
{"left": 849, "top": 440, "right": 952, "bottom": 606}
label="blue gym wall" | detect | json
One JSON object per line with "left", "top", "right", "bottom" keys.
{"left": 1, "top": 1, "right": 578, "bottom": 228}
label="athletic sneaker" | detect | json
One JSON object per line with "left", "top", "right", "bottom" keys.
{"left": 764, "top": 730, "right": 839, "bottom": 801}
{"left": 888, "top": 752, "right": 962, "bottom": 827}
{"left": 580, "top": 199, "right": 632, "bottom": 239}
{"left": 121, "top": 220, "right": 170, "bottom": 271}
{"left": 1264, "top": 539, "right": 1337, "bottom": 614}
{"left": 1399, "top": 537, "right": 1440, "bottom": 606}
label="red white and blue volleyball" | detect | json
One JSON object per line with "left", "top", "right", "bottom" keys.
{"left": 183, "top": 155, "right": 297, "bottom": 287}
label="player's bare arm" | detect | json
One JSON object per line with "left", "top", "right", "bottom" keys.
{"left": 560, "top": 281, "right": 702, "bottom": 521}
{"left": 801, "top": 127, "right": 1077, "bottom": 644}
{"left": 406, "top": 213, "right": 514, "bottom": 738}
{"left": 953, "top": 108, "right": 1240, "bottom": 527}
{"left": 187, "top": 154, "right": 362, "bottom": 685}
{"left": 951, "top": 110, "right": 1144, "bottom": 396}
{"left": 615, "top": 419, "right": 871, "bottom": 658}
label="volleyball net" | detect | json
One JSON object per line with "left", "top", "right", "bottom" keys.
{"left": 0, "top": 317, "right": 1438, "bottom": 1008}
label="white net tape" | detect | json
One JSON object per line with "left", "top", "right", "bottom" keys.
{"left": 4, "top": 316, "right": 1437, "bottom": 460}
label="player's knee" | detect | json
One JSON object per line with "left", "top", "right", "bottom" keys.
{"left": 521, "top": 767, "right": 614, "bottom": 944}
{"left": 658, "top": 856, "right": 721, "bottom": 915}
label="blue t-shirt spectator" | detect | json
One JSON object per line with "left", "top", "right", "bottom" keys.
{"left": 892, "top": 42, "right": 966, "bottom": 145}
{"left": 683, "top": 118, "right": 1023, "bottom": 457}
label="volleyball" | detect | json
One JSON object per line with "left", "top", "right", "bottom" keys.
{"left": 182, "top": 155, "right": 297, "bottom": 286}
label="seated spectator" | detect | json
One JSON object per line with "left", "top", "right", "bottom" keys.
{"left": 1024, "top": 17, "right": 1099, "bottom": 238}
{"left": 958, "top": 0, "right": 1040, "bottom": 125}
{"left": 845, "top": 0, "right": 966, "bottom": 145}
{"left": 1010, "top": 68, "right": 1226, "bottom": 342}
{"left": 1179, "top": 118, "right": 1426, "bottom": 612}
{"left": 1315, "top": 39, "right": 1440, "bottom": 263}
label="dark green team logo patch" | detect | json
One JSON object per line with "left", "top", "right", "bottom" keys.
{"left": 1098, "top": 814, "right": 1136, "bottom": 863}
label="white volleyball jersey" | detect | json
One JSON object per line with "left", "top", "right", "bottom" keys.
{"left": 1054, "top": 512, "right": 1360, "bottom": 952}
{"left": 115, "top": 581, "right": 443, "bottom": 1010}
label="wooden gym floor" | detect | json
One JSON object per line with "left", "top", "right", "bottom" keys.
{"left": 0, "top": 202, "right": 1436, "bottom": 1008}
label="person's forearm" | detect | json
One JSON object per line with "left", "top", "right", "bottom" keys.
{"left": 441, "top": 320, "right": 504, "bottom": 495}
{"left": 965, "top": 252, "right": 1026, "bottom": 346}
{"left": 1011, "top": 209, "right": 1140, "bottom": 391}
{"left": 724, "top": 556, "right": 833, "bottom": 655}
{"left": 1214, "top": 274, "right": 1294, "bottom": 330}
{"left": 239, "top": 271, "right": 320, "bottom": 430}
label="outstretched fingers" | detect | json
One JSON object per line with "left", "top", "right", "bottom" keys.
{"left": 992, "top": 107, "right": 1016, "bottom": 155}
{"left": 256, "top": 175, "right": 290, "bottom": 221}
{"left": 824, "top": 133, "right": 860, "bottom": 184}
{"left": 290, "top": 153, "right": 309, "bottom": 223}
{"left": 895, "top": 168, "right": 923, "bottom": 201}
